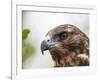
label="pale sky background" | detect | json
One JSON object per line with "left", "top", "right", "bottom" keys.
{"left": 22, "top": 11, "right": 89, "bottom": 69}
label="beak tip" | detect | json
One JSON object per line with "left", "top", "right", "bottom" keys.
{"left": 41, "top": 45, "right": 44, "bottom": 55}
{"left": 41, "top": 40, "right": 49, "bottom": 55}
{"left": 41, "top": 51, "right": 44, "bottom": 55}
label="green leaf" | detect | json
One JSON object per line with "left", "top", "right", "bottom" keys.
{"left": 22, "top": 29, "right": 30, "bottom": 40}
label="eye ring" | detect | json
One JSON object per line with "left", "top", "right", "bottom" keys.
{"left": 60, "top": 32, "right": 68, "bottom": 40}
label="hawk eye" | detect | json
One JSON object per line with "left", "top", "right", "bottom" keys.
{"left": 60, "top": 32, "right": 68, "bottom": 40}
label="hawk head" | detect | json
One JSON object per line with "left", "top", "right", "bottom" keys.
{"left": 41, "top": 24, "right": 89, "bottom": 67}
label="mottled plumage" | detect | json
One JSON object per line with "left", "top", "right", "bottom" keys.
{"left": 41, "top": 24, "right": 89, "bottom": 67}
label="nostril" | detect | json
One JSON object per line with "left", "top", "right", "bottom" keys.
{"left": 47, "top": 40, "right": 50, "bottom": 42}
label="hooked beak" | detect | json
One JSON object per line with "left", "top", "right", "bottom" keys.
{"left": 41, "top": 36, "right": 58, "bottom": 55}
{"left": 41, "top": 40, "right": 49, "bottom": 55}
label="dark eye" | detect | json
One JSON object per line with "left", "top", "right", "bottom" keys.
{"left": 60, "top": 32, "right": 68, "bottom": 40}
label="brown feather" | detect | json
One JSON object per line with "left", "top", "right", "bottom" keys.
{"left": 47, "top": 24, "right": 89, "bottom": 67}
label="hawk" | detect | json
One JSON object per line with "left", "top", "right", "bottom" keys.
{"left": 41, "top": 24, "right": 89, "bottom": 67}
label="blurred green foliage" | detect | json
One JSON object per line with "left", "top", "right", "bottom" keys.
{"left": 22, "top": 42, "right": 36, "bottom": 63}
{"left": 22, "top": 28, "right": 36, "bottom": 68}
{"left": 22, "top": 29, "right": 30, "bottom": 40}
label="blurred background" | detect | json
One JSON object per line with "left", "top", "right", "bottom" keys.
{"left": 22, "top": 11, "right": 89, "bottom": 69}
